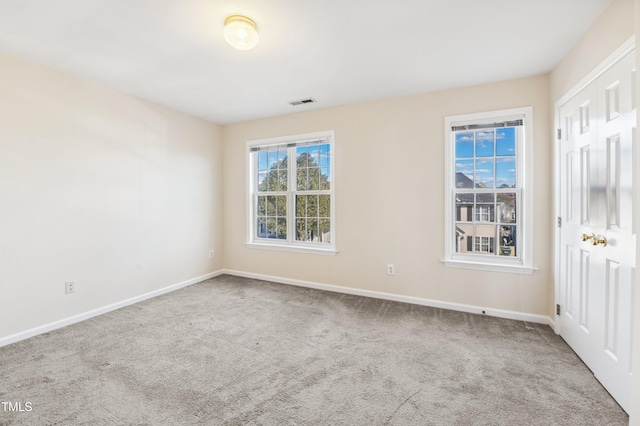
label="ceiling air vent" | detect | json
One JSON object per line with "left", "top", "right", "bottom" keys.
{"left": 288, "top": 98, "right": 316, "bottom": 106}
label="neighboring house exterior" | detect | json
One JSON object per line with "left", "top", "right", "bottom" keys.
{"left": 454, "top": 172, "right": 516, "bottom": 256}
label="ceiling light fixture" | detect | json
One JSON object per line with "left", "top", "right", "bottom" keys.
{"left": 223, "top": 15, "right": 259, "bottom": 50}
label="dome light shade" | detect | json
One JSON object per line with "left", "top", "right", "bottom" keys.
{"left": 223, "top": 15, "right": 259, "bottom": 50}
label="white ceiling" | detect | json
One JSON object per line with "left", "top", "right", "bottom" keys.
{"left": 0, "top": 0, "right": 611, "bottom": 124}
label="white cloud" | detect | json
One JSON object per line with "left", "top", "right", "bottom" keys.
{"left": 476, "top": 131, "right": 494, "bottom": 140}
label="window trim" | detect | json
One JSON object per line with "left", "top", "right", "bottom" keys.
{"left": 246, "top": 130, "right": 337, "bottom": 255}
{"left": 442, "top": 107, "right": 536, "bottom": 274}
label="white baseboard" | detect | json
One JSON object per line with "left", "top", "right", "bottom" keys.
{"left": 0, "top": 270, "right": 225, "bottom": 348}
{"left": 221, "top": 269, "right": 554, "bottom": 326}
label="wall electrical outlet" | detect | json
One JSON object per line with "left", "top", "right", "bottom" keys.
{"left": 65, "top": 281, "right": 75, "bottom": 294}
{"left": 209, "top": 249, "right": 214, "bottom": 259}
{"left": 387, "top": 264, "right": 395, "bottom": 275}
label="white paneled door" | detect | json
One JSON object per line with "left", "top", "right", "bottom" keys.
{"left": 558, "top": 49, "right": 636, "bottom": 413}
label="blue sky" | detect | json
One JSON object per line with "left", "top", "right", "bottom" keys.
{"left": 455, "top": 127, "right": 516, "bottom": 188}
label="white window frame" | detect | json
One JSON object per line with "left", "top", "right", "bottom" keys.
{"left": 476, "top": 206, "right": 491, "bottom": 222}
{"left": 443, "top": 107, "right": 536, "bottom": 274}
{"left": 246, "top": 130, "right": 337, "bottom": 255}
{"left": 475, "top": 236, "right": 492, "bottom": 253}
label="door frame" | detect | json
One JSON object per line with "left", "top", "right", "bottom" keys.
{"left": 553, "top": 36, "right": 636, "bottom": 336}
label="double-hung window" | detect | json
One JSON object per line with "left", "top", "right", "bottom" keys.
{"left": 247, "top": 131, "right": 336, "bottom": 254}
{"left": 443, "top": 107, "right": 535, "bottom": 274}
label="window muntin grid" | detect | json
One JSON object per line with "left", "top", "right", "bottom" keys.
{"left": 453, "top": 125, "right": 520, "bottom": 258}
{"left": 249, "top": 135, "right": 334, "bottom": 251}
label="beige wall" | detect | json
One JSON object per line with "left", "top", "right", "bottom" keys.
{"left": 550, "top": 0, "right": 635, "bottom": 101}
{"left": 222, "top": 75, "right": 552, "bottom": 317}
{"left": 0, "top": 52, "right": 223, "bottom": 340}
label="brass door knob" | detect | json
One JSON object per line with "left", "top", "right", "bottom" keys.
{"left": 581, "top": 233, "right": 595, "bottom": 242}
{"left": 592, "top": 235, "right": 607, "bottom": 247}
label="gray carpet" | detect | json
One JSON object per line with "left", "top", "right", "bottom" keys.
{"left": 0, "top": 275, "right": 628, "bottom": 425}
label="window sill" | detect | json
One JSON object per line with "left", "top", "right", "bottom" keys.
{"left": 442, "top": 259, "right": 537, "bottom": 274}
{"left": 246, "top": 242, "right": 338, "bottom": 256}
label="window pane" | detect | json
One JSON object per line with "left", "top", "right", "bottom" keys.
{"left": 476, "top": 193, "right": 495, "bottom": 203}
{"left": 257, "top": 196, "right": 266, "bottom": 217}
{"left": 294, "top": 193, "right": 331, "bottom": 245}
{"left": 257, "top": 217, "right": 266, "bottom": 238}
{"left": 475, "top": 206, "right": 493, "bottom": 222}
{"left": 296, "top": 146, "right": 308, "bottom": 167}
{"left": 497, "top": 193, "right": 516, "bottom": 224}
{"left": 296, "top": 218, "right": 306, "bottom": 241}
{"left": 257, "top": 172, "right": 267, "bottom": 192}
{"left": 257, "top": 167, "right": 288, "bottom": 192}
{"left": 308, "top": 167, "right": 320, "bottom": 190}
{"left": 456, "top": 160, "right": 474, "bottom": 188}
{"left": 307, "top": 195, "right": 318, "bottom": 217}
{"left": 319, "top": 144, "right": 330, "bottom": 166}
{"left": 275, "top": 195, "right": 286, "bottom": 216}
{"left": 320, "top": 167, "right": 331, "bottom": 190}
{"left": 277, "top": 218, "right": 287, "bottom": 239}
{"left": 475, "top": 224, "right": 496, "bottom": 254}
{"left": 455, "top": 193, "right": 474, "bottom": 222}
{"left": 296, "top": 195, "right": 307, "bottom": 217}
{"left": 266, "top": 217, "right": 276, "bottom": 238}
{"left": 499, "top": 225, "right": 516, "bottom": 256}
{"left": 319, "top": 195, "right": 330, "bottom": 218}
{"left": 319, "top": 219, "right": 331, "bottom": 243}
{"left": 475, "top": 159, "right": 494, "bottom": 188}
{"left": 278, "top": 148, "right": 287, "bottom": 165}
{"left": 266, "top": 196, "right": 276, "bottom": 216}
{"left": 496, "top": 157, "right": 516, "bottom": 188}
{"left": 455, "top": 132, "right": 474, "bottom": 158}
{"left": 309, "top": 145, "right": 320, "bottom": 166}
{"left": 297, "top": 168, "right": 308, "bottom": 190}
{"left": 278, "top": 170, "right": 288, "bottom": 191}
{"left": 474, "top": 236, "right": 494, "bottom": 254}
{"left": 258, "top": 151, "right": 268, "bottom": 171}
{"left": 455, "top": 223, "right": 473, "bottom": 253}
{"left": 475, "top": 130, "right": 494, "bottom": 157}
{"left": 496, "top": 128, "right": 516, "bottom": 156}
{"left": 308, "top": 219, "right": 319, "bottom": 242}
{"left": 475, "top": 193, "right": 495, "bottom": 222}
{"left": 268, "top": 150, "right": 278, "bottom": 169}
